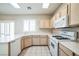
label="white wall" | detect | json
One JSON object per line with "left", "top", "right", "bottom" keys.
{"left": 0, "top": 14, "right": 51, "bottom": 35}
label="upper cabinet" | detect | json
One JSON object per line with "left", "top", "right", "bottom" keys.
{"left": 51, "top": 3, "right": 79, "bottom": 28}
{"left": 69, "top": 3, "right": 79, "bottom": 26}
{"left": 55, "top": 11, "right": 60, "bottom": 20}
{"left": 40, "top": 19, "right": 51, "bottom": 28}
{"left": 50, "top": 16, "right": 55, "bottom": 28}
{"left": 50, "top": 4, "right": 68, "bottom": 28}
{"left": 60, "top": 4, "right": 68, "bottom": 17}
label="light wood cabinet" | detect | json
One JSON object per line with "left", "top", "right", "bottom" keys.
{"left": 40, "top": 19, "right": 51, "bottom": 28}
{"left": 74, "top": 53, "right": 79, "bottom": 56}
{"left": 40, "top": 35, "right": 48, "bottom": 45}
{"left": 55, "top": 12, "right": 60, "bottom": 20}
{"left": 50, "top": 16, "right": 55, "bottom": 28}
{"left": 21, "top": 37, "right": 25, "bottom": 50}
{"left": 40, "top": 20, "right": 45, "bottom": 28}
{"left": 69, "top": 3, "right": 79, "bottom": 25}
{"left": 51, "top": 3, "right": 79, "bottom": 26}
{"left": 21, "top": 36, "right": 32, "bottom": 50}
{"left": 59, "top": 43, "right": 73, "bottom": 56}
{"left": 21, "top": 35, "right": 48, "bottom": 48}
{"left": 50, "top": 4, "right": 68, "bottom": 28}
{"left": 24, "top": 36, "right": 32, "bottom": 47}
{"left": 32, "top": 35, "right": 40, "bottom": 45}
{"left": 60, "top": 4, "right": 68, "bottom": 17}
{"left": 59, "top": 49, "right": 68, "bottom": 56}
{"left": 32, "top": 35, "right": 48, "bottom": 46}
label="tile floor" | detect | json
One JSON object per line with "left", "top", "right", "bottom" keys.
{"left": 20, "top": 46, "right": 51, "bottom": 56}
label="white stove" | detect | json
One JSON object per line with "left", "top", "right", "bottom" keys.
{"left": 49, "top": 31, "right": 78, "bottom": 56}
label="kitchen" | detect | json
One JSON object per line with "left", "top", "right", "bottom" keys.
{"left": 0, "top": 3, "right": 79, "bottom": 56}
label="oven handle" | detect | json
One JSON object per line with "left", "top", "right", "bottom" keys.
{"left": 51, "top": 42, "right": 55, "bottom": 48}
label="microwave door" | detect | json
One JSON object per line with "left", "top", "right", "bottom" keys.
{"left": 54, "top": 15, "right": 68, "bottom": 28}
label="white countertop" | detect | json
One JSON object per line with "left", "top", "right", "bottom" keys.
{"left": 0, "top": 33, "right": 50, "bottom": 43}
{"left": 0, "top": 34, "right": 24, "bottom": 43}
{"left": 59, "top": 40, "right": 79, "bottom": 55}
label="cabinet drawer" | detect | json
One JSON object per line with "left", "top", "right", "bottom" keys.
{"left": 59, "top": 44, "right": 73, "bottom": 56}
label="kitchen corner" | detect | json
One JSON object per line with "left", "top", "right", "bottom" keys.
{"left": 0, "top": 33, "right": 51, "bottom": 56}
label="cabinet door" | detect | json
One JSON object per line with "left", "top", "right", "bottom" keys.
{"left": 45, "top": 19, "right": 50, "bottom": 28}
{"left": 40, "top": 20, "right": 45, "bottom": 28}
{"left": 70, "top": 3, "right": 79, "bottom": 25}
{"left": 59, "top": 43, "right": 73, "bottom": 56}
{"left": 51, "top": 15, "right": 56, "bottom": 28}
{"left": 40, "top": 19, "right": 50, "bottom": 28}
{"left": 32, "top": 36, "right": 40, "bottom": 45}
{"left": 59, "top": 49, "right": 68, "bottom": 56}
{"left": 24, "top": 36, "right": 32, "bottom": 47}
{"left": 40, "top": 36, "right": 48, "bottom": 45}
{"left": 21, "top": 37, "right": 25, "bottom": 50}
{"left": 60, "top": 4, "right": 68, "bottom": 17}
{"left": 0, "top": 44, "right": 9, "bottom": 56}
{"left": 55, "top": 12, "right": 60, "bottom": 20}
{"left": 74, "top": 53, "right": 79, "bottom": 56}
{"left": 10, "top": 38, "right": 21, "bottom": 56}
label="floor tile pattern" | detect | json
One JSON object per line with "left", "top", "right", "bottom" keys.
{"left": 20, "top": 46, "right": 51, "bottom": 56}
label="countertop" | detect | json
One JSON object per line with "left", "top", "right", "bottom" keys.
{"left": 0, "top": 34, "right": 24, "bottom": 43}
{"left": 59, "top": 40, "right": 79, "bottom": 55}
{"left": 0, "top": 33, "right": 50, "bottom": 43}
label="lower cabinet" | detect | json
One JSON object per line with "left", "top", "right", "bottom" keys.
{"left": 32, "top": 35, "right": 48, "bottom": 46}
{"left": 59, "top": 49, "right": 68, "bottom": 56}
{"left": 10, "top": 38, "right": 21, "bottom": 56}
{"left": 59, "top": 43, "right": 73, "bottom": 56}
{"left": 21, "top": 36, "right": 32, "bottom": 50}
{"left": 74, "top": 53, "right": 79, "bottom": 56}
{"left": 40, "top": 35, "right": 48, "bottom": 45}
{"left": 21, "top": 37, "right": 25, "bottom": 50}
{"left": 0, "top": 38, "right": 21, "bottom": 56}
{"left": 32, "top": 35, "right": 40, "bottom": 45}
{"left": 24, "top": 36, "right": 32, "bottom": 47}
{"left": 0, "top": 35, "right": 48, "bottom": 56}
{"left": 0, "top": 43, "right": 9, "bottom": 56}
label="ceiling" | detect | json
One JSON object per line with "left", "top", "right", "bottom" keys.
{"left": 0, "top": 3, "right": 61, "bottom": 15}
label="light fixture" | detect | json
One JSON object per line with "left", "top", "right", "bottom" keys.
{"left": 10, "top": 3, "right": 20, "bottom": 8}
{"left": 42, "top": 3, "right": 49, "bottom": 8}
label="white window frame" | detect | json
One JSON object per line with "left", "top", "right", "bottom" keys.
{"left": 0, "top": 22, "right": 14, "bottom": 38}
{"left": 24, "top": 19, "right": 36, "bottom": 32}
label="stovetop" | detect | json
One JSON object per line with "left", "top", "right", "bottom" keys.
{"left": 52, "top": 36, "right": 69, "bottom": 40}
{"left": 52, "top": 36, "right": 62, "bottom": 37}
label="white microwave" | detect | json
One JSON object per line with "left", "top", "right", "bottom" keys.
{"left": 53, "top": 15, "right": 68, "bottom": 28}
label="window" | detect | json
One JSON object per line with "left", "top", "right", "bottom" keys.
{"left": 0, "top": 22, "right": 14, "bottom": 38}
{"left": 24, "top": 20, "right": 36, "bottom": 32}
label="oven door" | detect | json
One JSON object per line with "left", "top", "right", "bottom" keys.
{"left": 50, "top": 39, "right": 58, "bottom": 56}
